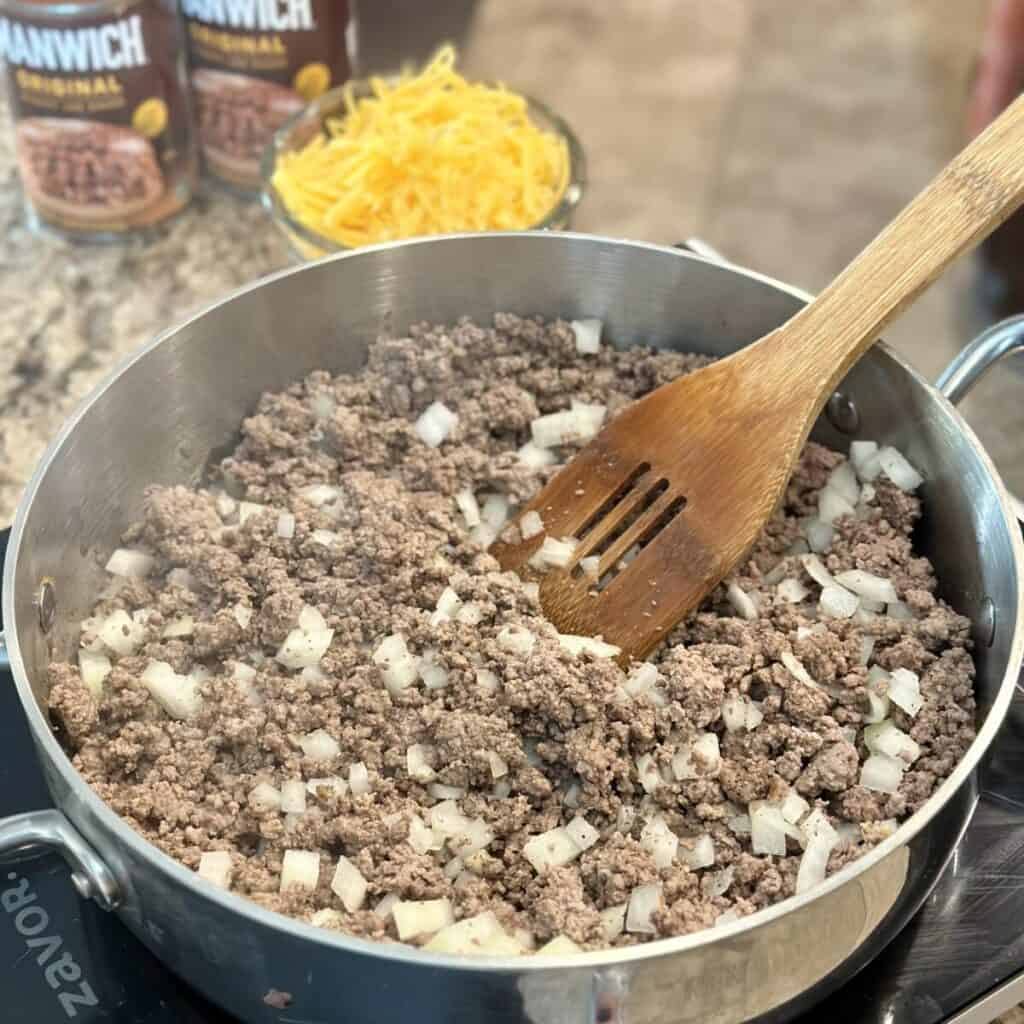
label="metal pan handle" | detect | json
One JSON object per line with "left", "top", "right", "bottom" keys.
{"left": 936, "top": 315, "right": 1024, "bottom": 524}
{"left": 0, "top": 808, "right": 119, "bottom": 911}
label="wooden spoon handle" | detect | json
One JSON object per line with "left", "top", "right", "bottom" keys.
{"left": 771, "top": 93, "right": 1024, "bottom": 397}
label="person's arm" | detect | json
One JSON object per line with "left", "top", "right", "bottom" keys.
{"left": 967, "top": 0, "right": 1024, "bottom": 137}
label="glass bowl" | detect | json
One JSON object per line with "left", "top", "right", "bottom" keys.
{"left": 260, "top": 78, "right": 586, "bottom": 262}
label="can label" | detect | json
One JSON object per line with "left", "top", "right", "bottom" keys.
{"left": 180, "top": 0, "right": 352, "bottom": 190}
{"left": 0, "top": 1, "right": 197, "bottom": 234}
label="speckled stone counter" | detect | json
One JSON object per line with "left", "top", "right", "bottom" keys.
{"left": 0, "top": 103, "right": 293, "bottom": 520}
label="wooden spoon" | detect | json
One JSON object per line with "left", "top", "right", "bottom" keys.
{"left": 491, "top": 95, "right": 1024, "bottom": 663}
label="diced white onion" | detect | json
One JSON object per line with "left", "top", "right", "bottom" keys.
{"left": 672, "top": 733, "right": 721, "bottom": 780}
{"left": 680, "top": 833, "right": 715, "bottom": 869}
{"left": 249, "top": 782, "right": 282, "bottom": 813}
{"left": 233, "top": 604, "right": 252, "bottom": 629}
{"left": 414, "top": 401, "right": 459, "bottom": 448}
{"left": 105, "top": 547, "right": 154, "bottom": 578}
{"left": 796, "top": 834, "right": 836, "bottom": 894}
{"left": 406, "top": 744, "right": 436, "bottom": 782}
{"left": 197, "top": 850, "right": 233, "bottom": 889}
{"left": 571, "top": 400, "right": 607, "bottom": 440}
{"left": 827, "top": 462, "right": 861, "bottom": 505}
{"left": 537, "top": 934, "right": 583, "bottom": 956}
{"left": 801, "top": 808, "right": 839, "bottom": 847}
{"left": 878, "top": 447, "right": 923, "bottom": 491}
{"left": 805, "top": 520, "right": 834, "bottom": 553}
{"left": 727, "top": 812, "right": 752, "bottom": 835}
{"left": 529, "top": 536, "right": 577, "bottom": 570}
{"left": 819, "top": 489, "right": 856, "bottom": 526}
{"left": 374, "top": 892, "right": 400, "bottom": 920}
{"left": 215, "top": 494, "right": 237, "bottom": 520}
{"left": 300, "top": 484, "right": 340, "bottom": 507}
{"left": 703, "top": 866, "right": 734, "bottom": 897}
{"left": 640, "top": 816, "right": 678, "bottom": 868}
{"left": 449, "top": 818, "right": 495, "bottom": 857}
{"left": 280, "top": 780, "right": 307, "bottom": 814}
{"left": 859, "top": 637, "right": 877, "bottom": 666}
{"left": 522, "top": 827, "right": 582, "bottom": 871}
{"left": 520, "top": 510, "right": 545, "bottom": 540}
{"left": 310, "top": 529, "right": 339, "bottom": 547}
{"left": 299, "top": 729, "right": 340, "bottom": 762}
{"left": 888, "top": 668, "right": 923, "bottom": 716}
{"left": 636, "top": 753, "right": 662, "bottom": 793}
{"left": 496, "top": 625, "right": 536, "bottom": 656}
{"left": 423, "top": 911, "right": 525, "bottom": 956}
{"left": 237, "top": 501, "right": 265, "bottom": 526}
{"left": 430, "top": 587, "right": 462, "bottom": 627}
{"left": 834, "top": 570, "right": 898, "bottom": 605}
{"left": 820, "top": 585, "right": 860, "bottom": 619}
{"left": 309, "top": 391, "right": 336, "bottom": 419}
{"left": 162, "top": 616, "right": 194, "bottom": 638}
{"left": 475, "top": 668, "right": 500, "bottom": 695}
{"left": 580, "top": 556, "right": 601, "bottom": 582}
{"left": 781, "top": 791, "right": 810, "bottom": 825}
{"left": 781, "top": 650, "right": 818, "bottom": 689}
{"left": 600, "top": 903, "right": 627, "bottom": 940}
{"left": 276, "top": 606, "right": 334, "bottom": 670}
{"left": 167, "top": 568, "right": 197, "bottom": 590}
{"left": 348, "top": 762, "right": 371, "bottom": 795}
{"left": 530, "top": 407, "right": 597, "bottom": 448}
{"left": 887, "top": 601, "right": 914, "bottom": 620}
{"left": 801, "top": 553, "right": 835, "bottom": 589}
{"left": 140, "top": 660, "right": 203, "bottom": 719}
{"left": 750, "top": 803, "right": 790, "bottom": 856}
{"left": 480, "top": 750, "right": 508, "bottom": 781}
{"left": 331, "top": 855, "right": 368, "bottom": 912}
{"left": 409, "top": 814, "right": 442, "bottom": 854}
{"left": 78, "top": 650, "right": 111, "bottom": 699}
{"left": 571, "top": 318, "right": 603, "bottom": 354}
{"left": 372, "top": 634, "right": 419, "bottom": 693}
{"left": 865, "top": 691, "right": 890, "bottom": 724}
{"left": 557, "top": 634, "right": 621, "bottom": 658}
{"left": 850, "top": 441, "right": 879, "bottom": 479}
{"left": 777, "top": 578, "right": 809, "bottom": 604}
{"left": 393, "top": 898, "right": 454, "bottom": 940}
{"left": 417, "top": 652, "right": 450, "bottom": 690}
{"left": 455, "top": 489, "right": 482, "bottom": 528}
{"left": 517, "top": 442, "right": 558, "bottom": 470}
{"left": 624, "top": 663, "right": 660, "bottom": 698}
{"left": 727, "top": 582, "right": 758, "bottom": 620}
{"left": 456, "top": 602, "right": 484, "bottom": 625}
{"left": 98, "top": 609, "right": 146, "bottom": 656}
{"left": 566, "top": 815, "right": 600, "bottom": 852}
{"left": 626, "top": 882, "right": 662, "bottom": 934}
{"left": 864, "top": 720, "right": 920, "bottom": 763}
{"left": 430, "top": 800, "right": 471, "bottom": 834}
{"left": 280, "top": 850, "right": 320, "bottom": 893}
{"left": 860, "top": 753, "right": 905, "bottom": 794}
{"left": 481, "top": 493, "right": 512, "bottom": 531}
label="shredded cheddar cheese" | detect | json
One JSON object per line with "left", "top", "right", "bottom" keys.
{"left": 271, "top": 46, "right": 571, "bottom": 248}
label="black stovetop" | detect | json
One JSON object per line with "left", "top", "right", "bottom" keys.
{"left": 3, "top": 526, "right": 1024, "bottom": 1023}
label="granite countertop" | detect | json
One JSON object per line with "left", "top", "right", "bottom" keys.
{"left": 0, "top": 102, "right": 294, "bottom": 523}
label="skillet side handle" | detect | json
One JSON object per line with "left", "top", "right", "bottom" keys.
{"left": 937, "top": 315, "right": 1024, "bottom": 524}
{"left": 0, "top": 808, "right": 120, "bottom": 912}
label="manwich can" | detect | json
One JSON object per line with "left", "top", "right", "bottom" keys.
{"left": 0, "top": 0, "right": 198, "bottom": 239}
{"left": 178, "top": 0, "right": 354, "bottom": 193}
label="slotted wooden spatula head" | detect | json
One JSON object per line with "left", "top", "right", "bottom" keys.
{"left": 492, "top": 94, "right": 1024, "bottom": 662}
{"left": 489, "top": 342, "right": 805, "bottom": 659}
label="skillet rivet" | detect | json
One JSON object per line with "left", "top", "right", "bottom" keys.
{"left": 36, "top": 579, "right": 56, "bottom": 634}
{"left": 979, "top": 597, "right": 996, "bottom": 648}
{"left": 827, "top": 391, "right": 860, "bottom": 434}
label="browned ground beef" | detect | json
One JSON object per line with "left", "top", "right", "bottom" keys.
{"left": 47, "top": 314, "right": 975, "bottom": 953}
